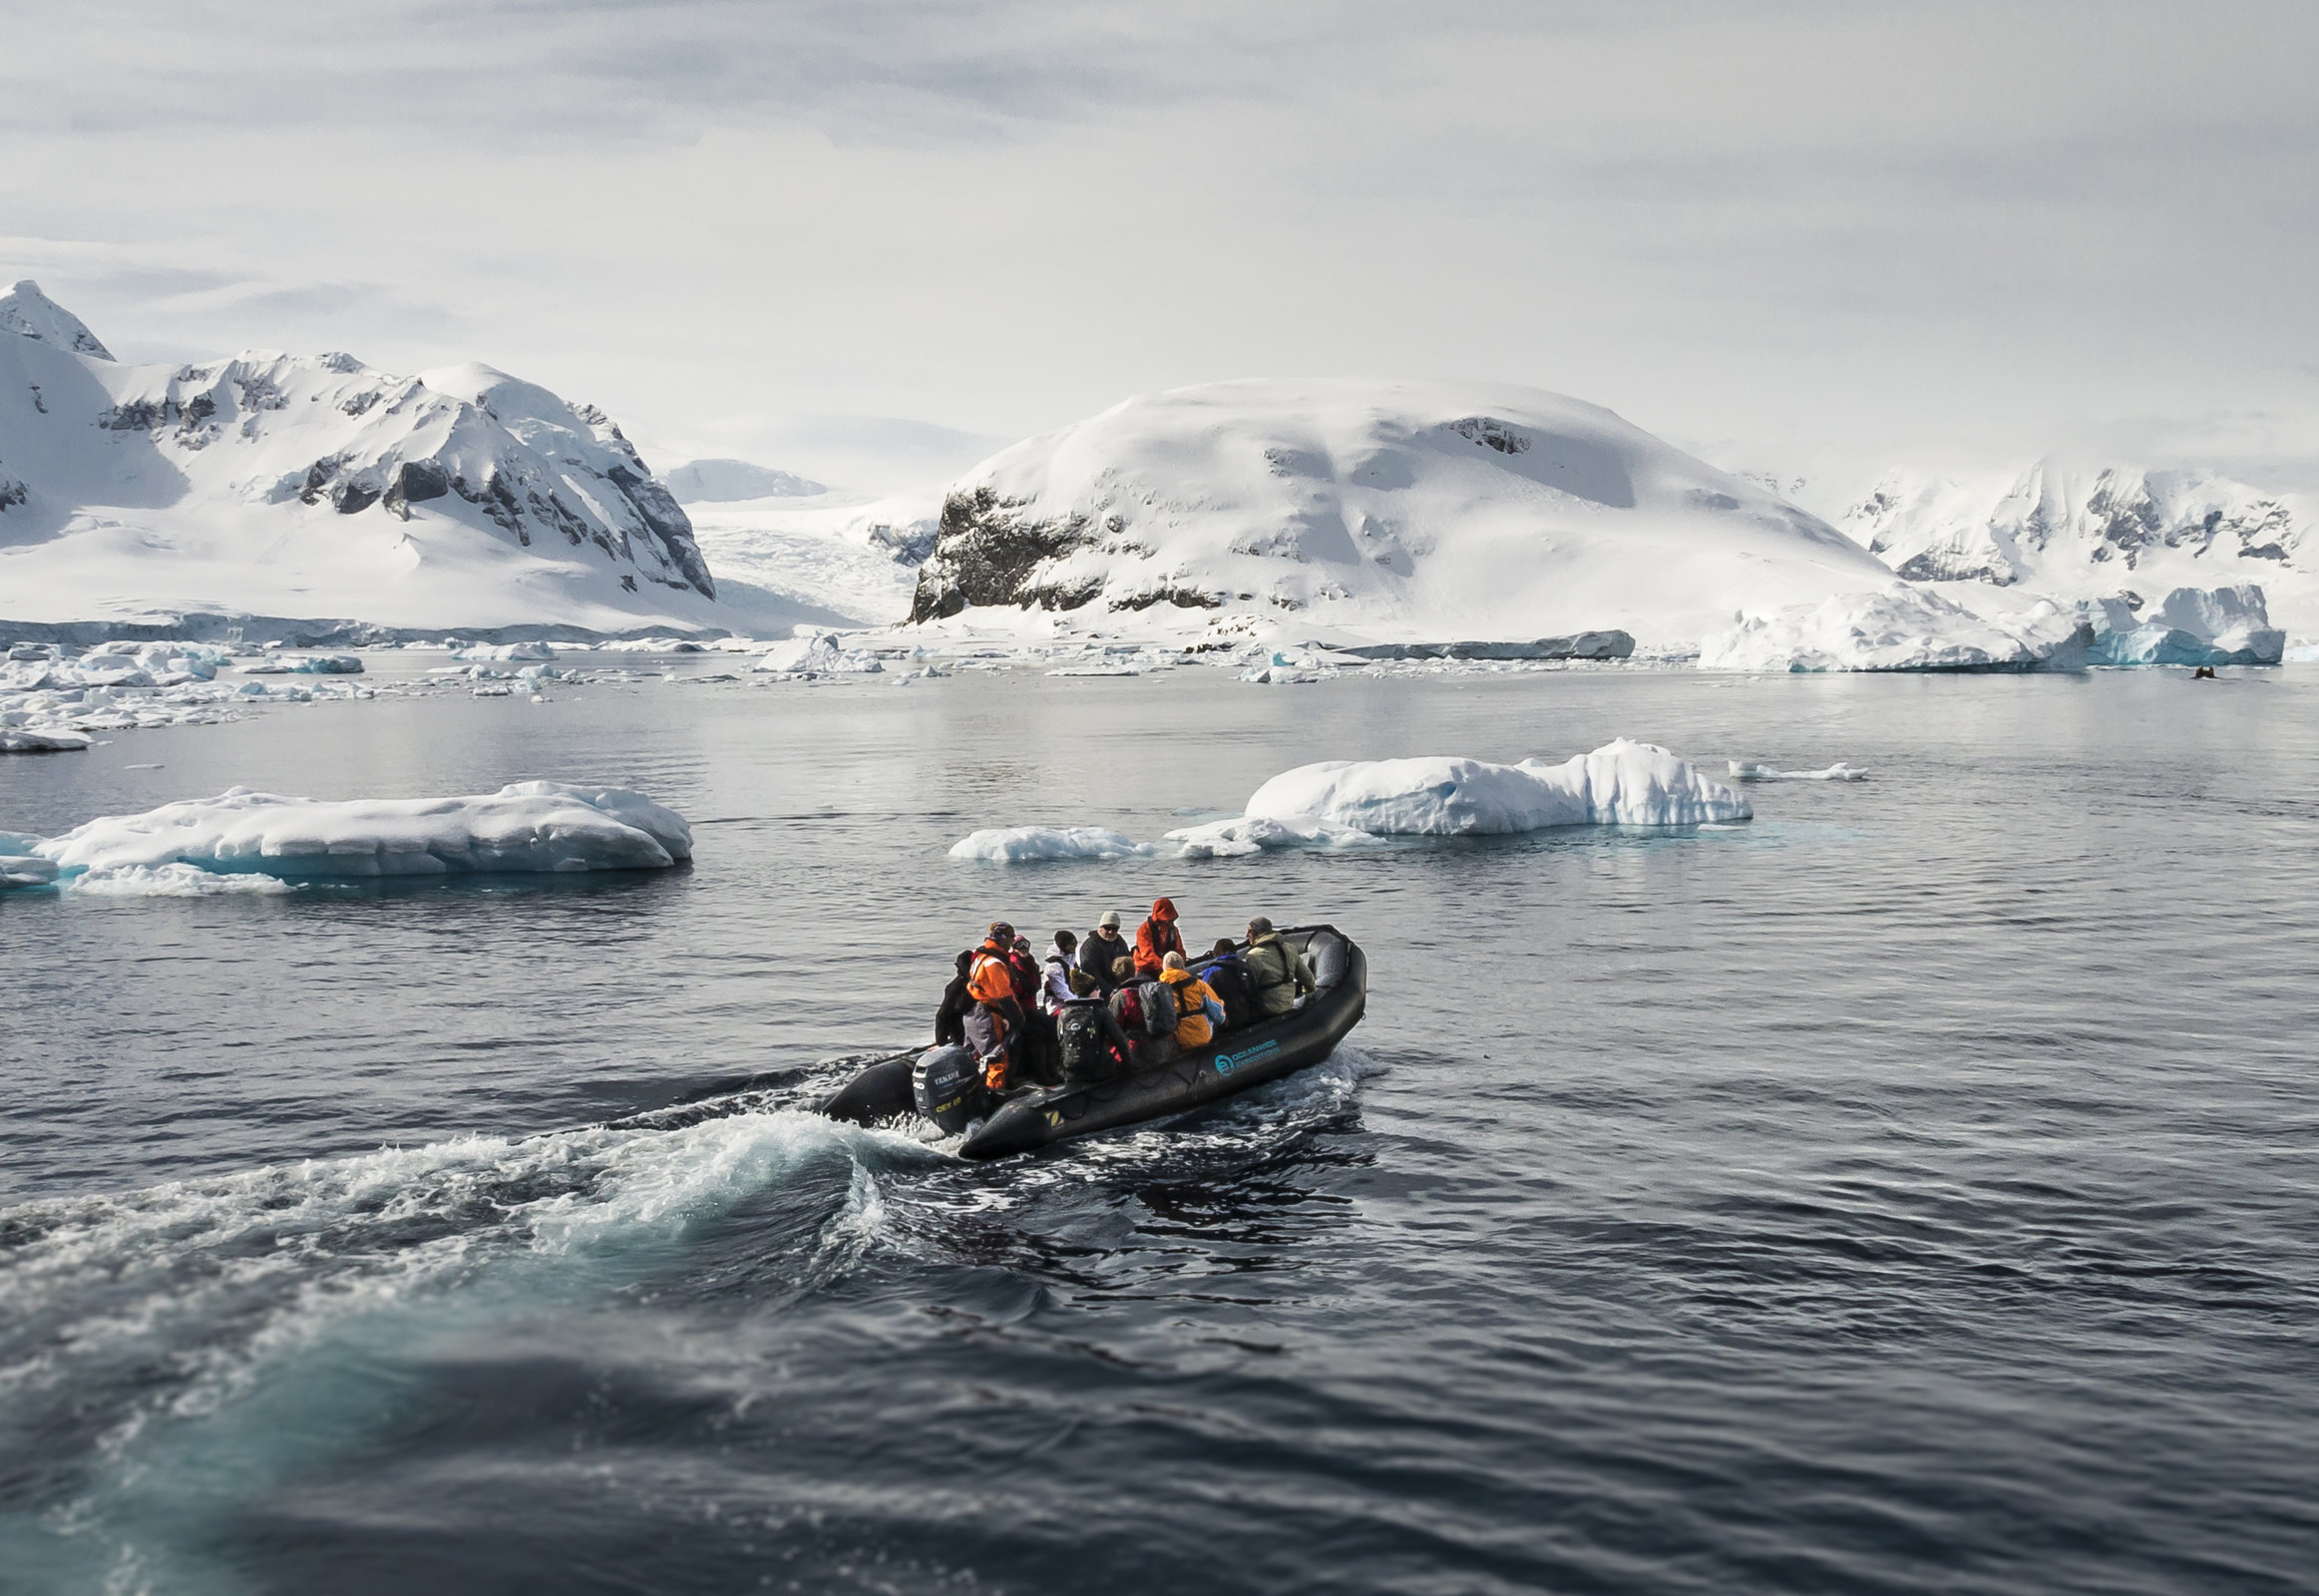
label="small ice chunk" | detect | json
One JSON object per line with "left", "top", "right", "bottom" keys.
{"left": 67, "top": 863, "right": 297, "bottom": 898}
{"left": 1164, "top": 814, "right": 1380, "bottom": 858}
{"left": 948, "top": 826, "right": 1149, "bottom": 862}
{"left": 1, "top": 855, "right": 61, "bottom": 888}
{"left": 1728, "top": 761, "right": 1869, "bottom": 781}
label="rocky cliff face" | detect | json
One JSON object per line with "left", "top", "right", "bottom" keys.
{"left": 910, "top": 486, "right": 1201, "bottom": 620}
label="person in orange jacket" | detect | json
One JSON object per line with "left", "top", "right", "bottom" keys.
{"left": 1133, "top": 897, "right": 1185, "bottom": 977}
{"left": 1157, "top": 952, "right": 1223, "bottom": 1048}
{"left": 966, "top": 921, "right": 1025, "bottom": 1089}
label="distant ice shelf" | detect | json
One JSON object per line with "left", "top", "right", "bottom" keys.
{"left": 1697, "top": 582, "right": 2284, "bottom": 672}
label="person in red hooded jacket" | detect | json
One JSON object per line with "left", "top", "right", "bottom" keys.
{"left": 1133, "top": 897, "right": 1185, "bottom": 977}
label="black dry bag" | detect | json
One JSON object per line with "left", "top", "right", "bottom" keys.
{"left": 913, "top": 1043, "right": 982, "bottom": 1134}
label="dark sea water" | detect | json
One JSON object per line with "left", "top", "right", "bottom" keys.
{"left": 4, "top": 659, "right": 2317, "bottom": 1595}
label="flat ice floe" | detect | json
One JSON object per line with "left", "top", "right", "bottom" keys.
{"left": 1169, "top": 738, "right": 1749, "bottom": 852}
{"left": 13, "top": 781, "right": 692, "bottom": 892}
{"left": 948, "top": 825, "right": 1148, "bottom": 862}
{"left": 1729, "top": 761, "right": 1869, "bottom": 781}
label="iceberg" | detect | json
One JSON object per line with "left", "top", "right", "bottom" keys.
{"left": 2080, "top": 586, "right": 2285, "bottom": 666}
{"left": 754, "top": 632, "right": 884, "bottom": 675}
{"left": 1698, "top": 585, "right": 2092, "bottom": 672}
{"left": 948, "top": 826, "right": 1148, "bottom": 862}
{"left": 1232, "top": 738, "right": 1750, "bottom": 836}
{"left": 25, "top": 781, "right": 693, "bottom": 885}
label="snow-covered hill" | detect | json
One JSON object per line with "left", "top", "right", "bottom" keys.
{"left": 0, "top": 281, "right": 809, "bottom": 637}
{"left": 903, "top": 379, "right": 1895, "bottom": 647}
{"left": 1842, "top": 461, "right": 2319, "bottom": 633}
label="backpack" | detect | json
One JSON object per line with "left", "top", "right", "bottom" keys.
{"left": 1138, "top": 979, "right": 1180, "bottom": 1037}
{"left": 1056, "top": 1004, "right": 1124, "bottom": 1083}
{"left": 1201, "top": 958, "right": 1256, "bottom": 1028}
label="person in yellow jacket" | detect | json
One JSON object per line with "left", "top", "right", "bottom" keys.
{"left": 1157, "top": 952, "right": 1223, "bottom": 1049}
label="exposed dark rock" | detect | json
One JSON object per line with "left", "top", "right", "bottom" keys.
{"left": 1450, "top": 417, "right": 1531, "bottom": 455}
{"left": 454, "top": 471, "right": 529, "bottom": 544}
{"left": 867, "top": 521, "right": 940, "bottom": 566}
{"left": 298, "top": 456, "right": 343, "bottom": 505}
{"left": 101, "top": 398, "right": 178, "bottom": 431}
{"left": 382, "top": 459, "right": 451, "bottom": 520}
{"left": 331, "top": 480, "right": 380, "bottom": 514}
{"left": 1107, "top": 587, "right": 1224, "bottom": 611}
{"left": 909, "top": 487, "right": 1094, "bottom": 621}
{"left": 606, "top": 464, "right": 715, "bottom": 598}
{"left": 1895, "top": 549, "right": 2016, "bottom": 585}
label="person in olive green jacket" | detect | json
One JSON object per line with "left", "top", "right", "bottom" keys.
{"left": 1240, "top": 917, "right": 1316, "bottom": 1017}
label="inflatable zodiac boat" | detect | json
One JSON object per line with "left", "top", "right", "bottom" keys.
{"left": 820, "top": 925, "right": 1366, "bottom": 1159}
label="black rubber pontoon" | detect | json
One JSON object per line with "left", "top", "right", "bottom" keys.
{"left": 818, "top": 926, "right": 1366, "bottom": 1161}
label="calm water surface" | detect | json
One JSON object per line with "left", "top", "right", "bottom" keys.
{"left": 3, "top": 660, "right": 2315, "bottom": 1595}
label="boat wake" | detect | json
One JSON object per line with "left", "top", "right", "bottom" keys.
{"left": 0, "top": 1045, "right": 1380, "bottom": 1593}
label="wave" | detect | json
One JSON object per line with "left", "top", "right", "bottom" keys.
{"left": 0, "top": 1100, "right": 937, "bottom": 1593}
{"left": 0, "top": 1043, "right": 1382, "bottom": 1590}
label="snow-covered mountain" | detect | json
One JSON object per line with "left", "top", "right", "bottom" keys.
{"left": 1842, "top": 461, "right": 2318, "bottom": 629}
{"left": 0, "top": 280, "right": 815, "bottom": 637}
{"left": 663, "top": 459, "right": 826, "bottom": 504}
{"left": 905, "top": 379, "right": 1895, "bottom": 646}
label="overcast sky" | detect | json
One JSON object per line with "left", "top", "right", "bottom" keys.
{"left": 6, "top": 0, "right": 2315, "bottom": 497}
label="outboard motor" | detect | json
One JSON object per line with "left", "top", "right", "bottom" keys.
{"left": 913, "top": 1044, "right": 983, "bottom": 1134}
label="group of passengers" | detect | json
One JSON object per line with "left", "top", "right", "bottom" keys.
{"left": 936, "top": 898, "right": 1318, "bottom": 1093}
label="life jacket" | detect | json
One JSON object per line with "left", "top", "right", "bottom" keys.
{"left": 966, "top": 950, "right": 1015, "bottom": 1004}
{"left": 1112, "top": 984, "right": 1145, "bottom": 1034}
{"left": 1005, "top": 949, "right": 1041, "bottom": 1004}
